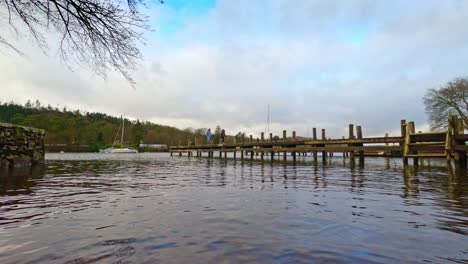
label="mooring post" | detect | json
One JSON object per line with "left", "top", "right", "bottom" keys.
{"left": 407, "top": 121, "right": 417, "bottom": 166}
{"left": 312, "top": 128, "right": 318, "bottom": 162}
{"left": 292, "top": 131, "right": 296, "bottom": 162}
{"left": 250, "top": 135, "right": 254, "bottom": 159}
{"left": 270, "top": 133, "right": 274, "bottom": 161}
{"left": 457, "top": 117, "right": 467, "bottom": 168}
{"left": 452, "top": 116, "right": 467, "bottom": 168}
{"left": 342, "top": 136, "right": 346, "bottom": 157}
{"left": 256, "top": 138, "right": 259, "bottom": 156}
{"left": 349, "top": 124, "right": 355, "bottom": 162}
{"left": 234, "top": 149, "right": 236, "bottom": 159}
{"left": 283, "top": 130, "right": 287, "bottom": 161}
{"left": 357, "top": 125, "right": 364, "bottom": 165}
{"left": 322, "top": 129, "right": 327, "bottom": 164}
{"left": 401, "top": 120, "right": 408, "bottom": 165}
{"left": 447, "top": 116, "right": 454, "bottom": 163}
{"left": 261, "top": 132, "right": 265, "bottom": 161}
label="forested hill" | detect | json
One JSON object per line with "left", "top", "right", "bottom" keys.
{"left": 0, "top": 101, "right": 203, "bottom": 151}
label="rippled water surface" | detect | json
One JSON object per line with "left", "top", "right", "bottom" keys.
{"left": 0, "top": 153, "right": 467, "bottom": 263}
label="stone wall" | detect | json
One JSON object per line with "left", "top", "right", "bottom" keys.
{"left": 0, "top": 122, "right": 45, "bottom": 168}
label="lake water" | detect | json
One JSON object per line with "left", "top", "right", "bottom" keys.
{"left": 0, "top": 153, "right": 467, "bottom": 263}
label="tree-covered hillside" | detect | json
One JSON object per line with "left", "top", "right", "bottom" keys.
{"left": 0, "top": 100, "right": 207, "bottom": 151}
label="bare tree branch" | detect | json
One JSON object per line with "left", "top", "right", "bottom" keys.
{"left": 0, "top": 0, "right": 163, "bottom": 88}
{"left": 424, "top": 77, "right": 468, "bottom": 131}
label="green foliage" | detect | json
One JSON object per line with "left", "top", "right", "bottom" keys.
{"left": 0, "top": 100, "right": 205, "bottom": 150}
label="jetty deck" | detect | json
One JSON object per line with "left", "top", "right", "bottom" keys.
{"left": 169, "top": 117, "right": 468, "bottom": 168}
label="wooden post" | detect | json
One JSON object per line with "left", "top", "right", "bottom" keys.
{"left": 292, "top": 131, "right": 296, "bottom": 162}
{"left": 452, "top": 116, "right": 467, "bottom": 168}
{"left": 283, "top": 130, "right": 287, "bottom": 161}
{"left": 313, "top": 128, "right": 318, "bottom": 162}
{"left": 446, "top": 116, "right": 454, "bottom": 163}
{"left": 401, "top": 120, "right": 408, "bottom": 165}
{"left": 384, "top": 133, "right": 389, "bottom": 157}
{"left": 356, "top": 125, "right": 364, "bottom": 165}
{"left": 342, "top": 136, "right": 346, "bottom": 157}
{"left": 249, "top": 135, "right": 254, "bottom": 160}
{"left": 457, "top": 117, "right": 467, "bottom": 168}
{"left": 270, "top": 133, "right": 274, "bottom": 161}
{"left": 241, "top": 149, "right": 244, "bottom": 160}
{"left": 224, "top": 151, "right": 227, "bottom": 159}
{"left": 408, "top": 121, "right": 418, "bottom": 166}
{"left": 261, "top": 132, "right": 264, "bottom": 161}
{"left": 321, "top": 129, "right": 326, "bottom": 163}
{"left": 349, "top": 124, "right": 355, "bottom": 161}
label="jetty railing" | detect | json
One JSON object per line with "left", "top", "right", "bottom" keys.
{"left": 169, "top": 117, "right": 467, "bottom": 168}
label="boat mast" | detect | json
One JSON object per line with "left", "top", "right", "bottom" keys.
{"left": 121, "top": 115, "right": 124, "bottom": 148}
{"left": 264, "top": 104, "right": 270, "bottom": 135}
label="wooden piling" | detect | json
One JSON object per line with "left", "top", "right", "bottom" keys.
{"left": 270, "top": 133, "right": 274, "bottom": 161}
{"left": 342, "top": 136, "right": 346, "bottom": 157}
{"left": 407, "top": 121, "right": 418, "bottom": 166}
{"left": 321, "top": 129, "right": 327, "bottom": 163}
{"left": 261, "top": 132, "right": 265, "bottom": 161}
{"left": 453, "top": 116, "right": 467, "bottom": 168}
{"left": 313, "top": 128, "right": 318, "bottom": 162}
{"left": 283, "top": 130, "right": 287, "bottom": 161}
{"left": 356, "top": 125, "right": 364, "bottom": 165}
{"left": 349, "top": 124, "right": 355, "bottom": 160}
{"left": 401, "top": 120, "right": 408, "bottom": 165}
{"left": 292, "top": 131, "right": 296, "bottom": 162}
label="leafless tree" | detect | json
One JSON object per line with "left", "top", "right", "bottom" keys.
{"left": 424, "top": 77, "right": 468, "bottom": 131}
{"left": 0, "top": 0, "right": 163, "bottom": 87}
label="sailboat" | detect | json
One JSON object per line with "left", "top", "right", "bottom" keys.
{"left": 100, "top": 115, "right": 138, "bottom": 154}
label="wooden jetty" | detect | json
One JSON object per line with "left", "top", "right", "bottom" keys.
{"left": 169, "top": 116, "right": 468, "bottom": 168}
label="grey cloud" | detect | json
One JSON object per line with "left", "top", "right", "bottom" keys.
{"left": 1, "top": 0, "right": 468, "bottom": 139}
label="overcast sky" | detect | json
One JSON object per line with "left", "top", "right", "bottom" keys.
{"left": 1, "top": 0, "right": 468, "bottom": 139}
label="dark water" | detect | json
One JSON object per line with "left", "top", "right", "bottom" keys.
{"left": 0, "top": 153, "right": 467, "bottom": 263}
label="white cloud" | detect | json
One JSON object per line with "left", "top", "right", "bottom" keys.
{"left": 1, "top": 0, "right": 468, "bottom": 140}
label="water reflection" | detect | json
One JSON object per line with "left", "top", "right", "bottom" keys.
{"left": 0, "top": 153, "right": 467, "bottom": 263}
{"left": 0, "top": 164, "right": 45, "bottom": 196}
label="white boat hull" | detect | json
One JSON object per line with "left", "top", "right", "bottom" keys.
{"left": 100, "top": 147, "right": 138, "bottom": 154}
